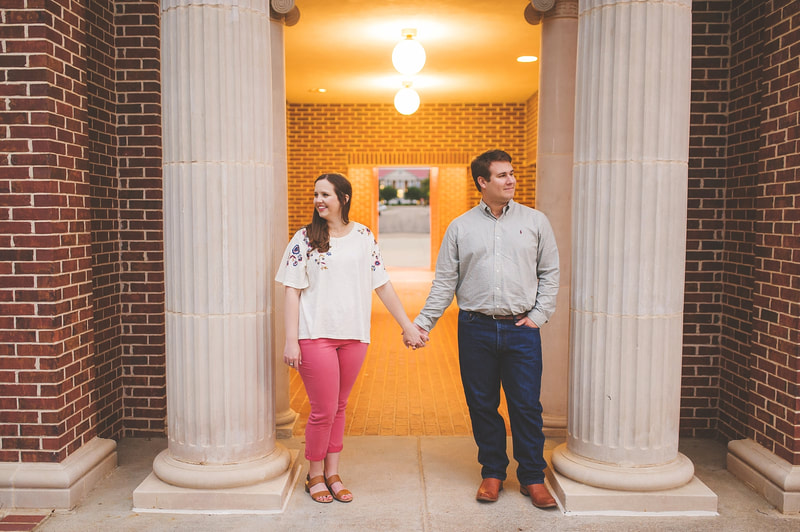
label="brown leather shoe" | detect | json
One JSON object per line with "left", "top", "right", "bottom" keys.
{"left": 476, "top": 478, "right": 503, "bottom": 503}
{"left": 520, "top": 483, "right": 557, "bottom": 509}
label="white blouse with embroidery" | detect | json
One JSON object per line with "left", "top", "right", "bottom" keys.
{"left": 275, "top": 222, "right": 389, "bottom": 343}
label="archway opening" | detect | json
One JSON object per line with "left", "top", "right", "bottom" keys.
{"left": 377, "top": 166, "right": 431, "bottom": 270}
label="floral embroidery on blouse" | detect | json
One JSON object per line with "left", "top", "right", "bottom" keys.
{"left": 312, "top": 249, "right": 331, "bottom": 270}
{"left": 288, "top": 228, "right": 330, "bottom": 270}
{"left": 371, "top": 248, "right": 382, "bottom": 271}
{"left": 286, "top": 242, "right": 303, "bottom": 267}
{"left": 369, "top": 235, "right": 383, "bottom": 271}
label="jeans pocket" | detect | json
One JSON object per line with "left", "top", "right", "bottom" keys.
{"left": 459, "top": 310, "right": 478, "bottom": 323}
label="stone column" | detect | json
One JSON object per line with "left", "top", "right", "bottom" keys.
{"left": 269, "top": 10, "right": 299, "bottom": 437}
{"left": 133, "top": 0, "right": 298, "bottom": 511}
{"left": 532, "top": 0, "right": 578, "bottom": 431}
{"left": 549, "top": 0, "right": 717, "bottom": 513}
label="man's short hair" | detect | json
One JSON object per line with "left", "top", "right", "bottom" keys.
{"left": 470, "top": 149, "right": 512, "bottom": 192}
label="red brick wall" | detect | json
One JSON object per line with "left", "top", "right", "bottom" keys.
{"left": 750, "top": 0, "right": 799, "bottom": 465}
{"left": 0, "top": 0, "right": 164, "bottom": 463}
{"left": 286, "top": 103, "right": 533, "bottom": 234}
{"left": 686, "top": 0, "right": 800, "bottom": 464}
{"left": 1, "top": 1, "right": 96, "bottom": 462}
{"left": 87, "top": 0, "right": 124, "bottom": 443}
{"left": 682, "top": 1, "right": 729, "bottom": 438}
{"left": 718, "top": 0, "right": 762, "bottom": 445}
{"left": 115, "top": 0, "right": 165, "bottom": 438}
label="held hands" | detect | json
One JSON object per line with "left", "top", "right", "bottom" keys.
{"left": 403, "top": 324, "right": 429, "bottom": 350}
{"left": 283, "top": 340, "right": 301, "bottom": 369}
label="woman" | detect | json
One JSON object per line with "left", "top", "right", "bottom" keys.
{"left": 275, "top": 173, "right": 424, "bottom": 504}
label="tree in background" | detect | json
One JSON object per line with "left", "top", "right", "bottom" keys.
{"left": 379, "top": 185, "right": 398, "bottom": 202}
{"left": 420, "top": 178, "right": 429, "bottom": 200}
{"left": 405, "top": 186, "right": 423, "bottom": 201}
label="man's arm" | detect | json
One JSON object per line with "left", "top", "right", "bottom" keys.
{"left": 413, "top": 224, "right": 460, "bottom": 332}
{"left": 528, "top": 215, "right": 559, "bottom": 328}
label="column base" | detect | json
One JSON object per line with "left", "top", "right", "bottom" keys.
{"left": 133, "top": 448, "right": 301, "bottom": 513}
{"left": 552, "top": 443, "right": 695, "bottom": 491}
{"left": 547, "top": 466, "right": 718, "bottom": 515}
{"left": 152, "top": 443, "right": 293, "bottom": 489}
{"left": 0, "top": 437, "right": 117, "bottom": 509}
{"left": 275, "top": 409, "right": 299, "bottom": 439}
{"left": 727, "top": 438, "right": 800, "bottom": 513}
{"left": 542, "top": 414, "right": 567, "bottom": 438}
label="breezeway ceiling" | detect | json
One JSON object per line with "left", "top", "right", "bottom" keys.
{"left": 284, "top": 0, "right": 542, "bottom": 104}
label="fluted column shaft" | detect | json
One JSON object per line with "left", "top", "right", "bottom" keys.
{"left": 536, "top": 0, "right": 578, "bottom": 430}
{"left": 552, "top": 0, "right": 694, "bottom": 491}
{"left": 156, "top": 0, "right": 289, "bottom": 489}
{"left": 268, "top": 17, "right": 296, "bottom": 429}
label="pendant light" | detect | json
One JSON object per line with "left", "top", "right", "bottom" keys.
{"left": 394, "top": 81, "right": 420, "bottom": 116}
{"left": 392, "top": 29, "right": 426, "bottom": 76}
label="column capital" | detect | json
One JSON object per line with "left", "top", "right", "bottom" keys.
{"left": 546, "top": 0, "right": 579, "bottom": 19}
{"left": 270, "top": 0, "right": 294, "bottom": 14}
{"left": 270, "top": 5, "right": 300, "bottom": 26}
{"left": 525, "top": 0, "right": 578, "bottom": 25}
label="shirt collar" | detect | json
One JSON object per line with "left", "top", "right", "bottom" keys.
{"left": 479, "top": 198, "right": 514, "bottom": 219}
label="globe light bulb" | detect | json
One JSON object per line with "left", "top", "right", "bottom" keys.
{"left": 392, "top": 33, "right": 426, "bottom": 76}
{"left": 394, "top": 86, "right": 420, "bottom": 115}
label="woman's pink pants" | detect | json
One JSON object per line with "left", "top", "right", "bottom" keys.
{"left": 297, "top": 338, "right": 368, "bottom": 461}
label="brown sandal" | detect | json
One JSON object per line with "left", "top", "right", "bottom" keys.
{"left": 305, "top": 474, "right": 332, "bottom": 503}
{"left": 325, "top": 474, "right": 353, "bottom": 503}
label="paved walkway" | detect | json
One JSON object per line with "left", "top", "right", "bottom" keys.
{"left": 30, "top": 436, "right": 800, "bottom": 531}
{"left": 378, "top": 205, "right": 430, "bottom": 233}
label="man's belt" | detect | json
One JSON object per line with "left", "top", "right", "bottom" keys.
{"left": 472, "top": 311, "right": 529, "bottom": 321}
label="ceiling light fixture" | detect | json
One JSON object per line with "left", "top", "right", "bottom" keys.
{"left": 394, "top": 81, "right": 420, "bottom": 115}
{"left": 517, "top": 55, "right": 538, "bottom": 63}
{"left": 392, "top": 29, "right": 426, "bottom": 76}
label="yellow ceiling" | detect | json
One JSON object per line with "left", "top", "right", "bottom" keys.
{"left": 284, "top": 0, "right": 542, "bottom": 104}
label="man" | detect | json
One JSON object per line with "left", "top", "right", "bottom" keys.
{"left": 414, "top": 149, "right": 559, "bottom": 508}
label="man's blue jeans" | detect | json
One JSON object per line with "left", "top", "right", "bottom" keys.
{"left": 457, "top": 310, "right": 547, "bottom": 485}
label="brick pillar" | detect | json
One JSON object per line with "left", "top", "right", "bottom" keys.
{"left": 132, "top": 0, "right": 298, "bottom": 512}
{"left": 0, "top": 3, "right": 117, "bottom": 509}
{"left": 429, "top": 166, "right": 469, "bottom": 269}
{"left": 725, "top": 0, "right": 800, "bottom": 514}
{"left": 549, "top": 0, "right": 717, "bottom": 513}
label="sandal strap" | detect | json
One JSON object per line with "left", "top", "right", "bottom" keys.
{"left": 306, "top": 474, "right": 332, "bottom": 502}
{"left": 307, "top": 474, "right": 327, "bottom": 487}
{"left": 325, "top": 474, "right": 352, "bottom": 499}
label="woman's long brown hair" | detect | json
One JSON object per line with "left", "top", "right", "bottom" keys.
{"left": 305, "top": 173, "right": 352, "bottom": 253}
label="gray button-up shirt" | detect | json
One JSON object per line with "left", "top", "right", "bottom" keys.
{"left": 415, "top": 199, "right": 559, "bottom": 330}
